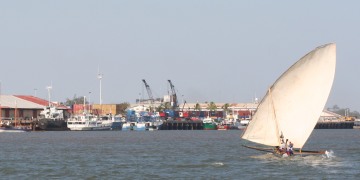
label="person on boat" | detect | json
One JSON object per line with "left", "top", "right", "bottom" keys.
{"left": 279, "top": 139, "right": 286, "bottom": 153}
{"left": 288, "top": 141, "right": 294, "bottom": 156}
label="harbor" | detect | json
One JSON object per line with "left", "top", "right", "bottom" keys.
{"left": 0, "top": 85, "right": 357, "bottom": 131}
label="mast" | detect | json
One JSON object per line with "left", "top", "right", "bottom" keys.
{"left": 268, "top": 88, "right": 281, "bottom": 145}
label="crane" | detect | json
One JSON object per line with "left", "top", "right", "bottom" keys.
{"left": 142, "top": 79, "right": 154, "bottom": 104}
{"left": 167, "top": 80, "right": 178, "bottom": 110}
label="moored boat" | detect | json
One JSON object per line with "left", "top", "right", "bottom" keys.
{"left": 36, "top": 106, "right": 69, "bottom": 131}
{"left": 202, "top": 117, "right": 217, "bottom": 130}
{"left": 67, "top": 113, "right": 112, "bottom": 131}
{"left": 0, "top": 126, "right": 30, "bottom": 132}
{"left": 217, "top": 123, "right": 231, "bottom": 130}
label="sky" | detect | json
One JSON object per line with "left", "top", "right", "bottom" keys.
{"left": 1, "top": 1, "right": 359, "bottom": 111}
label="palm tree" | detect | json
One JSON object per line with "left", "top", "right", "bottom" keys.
{"left": 194, "top": 103, "right": 201, "bottom": 111}
{"left": 222, "top": 103, "right": 230, "bottom": 118}
{"left": 207, "top": 102, "right": 217, "bottom": 117}
{"left": 207, "top": 102, "right": 217, "bottom": 111}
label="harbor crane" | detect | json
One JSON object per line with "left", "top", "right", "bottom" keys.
{"left": 167, "top": 80, "right": 178, "bottom": 110}
{"left": 142, "top": 79, "right": 154, "bottom": 104}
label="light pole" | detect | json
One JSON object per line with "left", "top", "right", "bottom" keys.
{"left": 46, "top": 85, "right": 52, "bottom": 107}
{"left": 97, "top": 72, "right": 103, "bottom": 105}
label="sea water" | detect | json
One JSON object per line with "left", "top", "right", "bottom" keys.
{"left": 0, "top": 130, "right": 359, "bottom": 179}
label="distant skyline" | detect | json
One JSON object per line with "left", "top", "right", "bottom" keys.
{"left": 1, "top": 1, "right": 360, "bottom": 111}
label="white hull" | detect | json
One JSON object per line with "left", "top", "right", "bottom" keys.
{"left": 122, "top": 121, "right": 162, "bottom": 131}
{"left": 67, "top": 114, "right": 113, "bottom": 131}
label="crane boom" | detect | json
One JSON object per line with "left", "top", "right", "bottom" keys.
{"left": 167, "top": 80, "right": 178, "bottom": 110}
{"left": 142, "top": 79, "right": 154, "bottom": 104}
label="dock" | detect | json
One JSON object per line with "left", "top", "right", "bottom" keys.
{"left": 160, "top": 120, "right": 203, "bottom": 130}
{"left": 315, "top": 121, "right": 354, "bottom": 129}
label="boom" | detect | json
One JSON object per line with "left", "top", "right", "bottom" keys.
{"left": 167, "top": 80, "right": 178, "bottom": 110}
{"left": 142, "top": 79, "right": 154, "bottom": 104}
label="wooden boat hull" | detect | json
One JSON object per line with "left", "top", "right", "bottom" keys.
{"left": 242, "top": 145, "right": 326, "bottom": 156}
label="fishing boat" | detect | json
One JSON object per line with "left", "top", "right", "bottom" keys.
{"left": 241, "top": 43, "right": 336, "bottom": 157}
{"left": 217, "top": 119, "right": 232, "bottom": 130}
{"left": 202, "top": 117, "right": 217, "bottom": 130}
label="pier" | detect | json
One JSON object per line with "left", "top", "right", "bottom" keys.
{"left": 315, "top": 121, "right": 354, "bottom": 129}
{"left": 160, "top": 120, "right": 203, "bottom": 130}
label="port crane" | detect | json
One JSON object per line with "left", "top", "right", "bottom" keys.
{"left": 142, "top": 79, "right": 154, "bottom": 104}
{"left": 167, "top": 80, "right": 178, "bottom": 110}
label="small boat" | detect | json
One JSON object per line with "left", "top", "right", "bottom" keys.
{"left": 0, "top": 125, "right": 30, "bottom": 132}
{"left": 217, "top": 119, "right": 232, "bottom": 130}
{"left": 99, "top": 114, "right": 123, "bottom": 130}
{"left": 202, "top": 117, "right": 217, "bottom": 130}
{"left": 241, "top": 43, "right": 336, "bottom": 157}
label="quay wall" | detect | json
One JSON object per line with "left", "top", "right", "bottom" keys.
{"left": 315, "top": 121, "right": 354, "bottom": 129}
{"left": 160, "top": 120, "right": 203, "bottom": 130}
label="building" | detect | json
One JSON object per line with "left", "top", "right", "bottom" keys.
{"left": 0, "top": 95, "right": 70, "bottom": 121}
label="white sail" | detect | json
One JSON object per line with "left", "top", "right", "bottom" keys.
{"left": 242, "top": 43, "right": 336, "bottom": 149}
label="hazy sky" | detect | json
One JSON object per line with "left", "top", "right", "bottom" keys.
{"left": 1, "top": 1, "right": 359, "bottom": 111}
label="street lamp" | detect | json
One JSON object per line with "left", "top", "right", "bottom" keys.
{"left": 97, "top": 72, "right": 103, "bottom": 105}
{"left": 46, "top": 85, "right": 52, "bottom": 107}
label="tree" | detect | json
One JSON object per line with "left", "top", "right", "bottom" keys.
{"left": 156, "top": 104, "right": 165, "bottom": 112}
{"left": 207, "top": 102, "right": 217, "bottom": 111}
{"left": 194, "top": 103, "right": 201, "bottom": 111}
{"left": 64, "top": 95, "right": 87, "bottom": 106}
{"left": 118, "top": 102, "right": 130, "bottom": 115}
{"left": 222, "top": 103, "right": 230, "bottom": 118}
{"left": 164, "top": 102, "right": 172, "bottom": 110}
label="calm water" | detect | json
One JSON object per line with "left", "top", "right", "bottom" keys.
{"left": 0, "top": 130, "right": 359, "bottom": 179}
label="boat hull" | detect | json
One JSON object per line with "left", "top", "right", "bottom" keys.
{"left": 217, "top": 124, "right": 231, "bottom": 130}
{"left": 242, "top": 145, "right": 326, "bottom": 156}
{"left": 203, "top": 123, "right": 217, "bottom": 130}
{"left": 35, "top": 118, "right": 69, "bottom": 131}
{"left": 0, "top": 126, "right": 30, "bottom": 132}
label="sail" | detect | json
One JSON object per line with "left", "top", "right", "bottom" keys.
{"left": 242, "top": 43, "right": 336, "bottom": 148}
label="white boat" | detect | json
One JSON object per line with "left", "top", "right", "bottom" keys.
{"left": 122, "top": 114, "right": 163, "bottom": 131}
{"left": 99, "top": 114, "right": 123, "bottom": 130}
{"left": 240, "top": 119, "right": 249, "bottom": 126}
{"left": 241, "top": 43, "right": 336, "bottom": 157}
{"left": 67, "top": 113, "right": 112, "bottom": 131}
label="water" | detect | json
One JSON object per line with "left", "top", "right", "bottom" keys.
{"left": 0, "top": 130, "right": 359, "bottom": 179}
